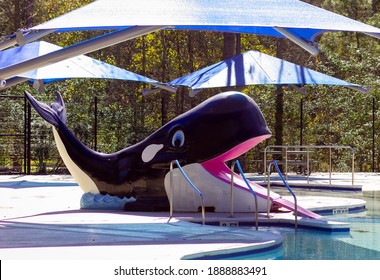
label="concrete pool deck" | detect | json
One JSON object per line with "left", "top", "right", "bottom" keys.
{"left": 0, "top": 179, "right": 283, "bottom": 260}
{"left": 0, "top": 173, "right": 377, "bottom": 260}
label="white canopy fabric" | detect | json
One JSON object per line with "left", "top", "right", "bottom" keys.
{"left": 32, "top": 0, "right": 380, "bottom": 43}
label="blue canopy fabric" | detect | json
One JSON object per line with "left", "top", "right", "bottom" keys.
{"left": 2, "top": 0, "right": 377, "bottom": 83}
{"left": 168, "top": 50, "right": 367, "bottom": 93}
{"left": 32, "top": 0, "right": 380, "bottom": 43}
{"left": 0, "top": 41, "right": 162, "bottom": 85}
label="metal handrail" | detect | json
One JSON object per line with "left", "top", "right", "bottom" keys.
{"left": 268, "top": 160, "right": 298, "bottom": 229}
{"left": 235, "top": 160, "right": 259, "bottom": 230}
{"left": 263, "top": 145, "right": 355, "bottom": 187}
{"left": 169, "top": 160, "right": 206, "bottom": 225}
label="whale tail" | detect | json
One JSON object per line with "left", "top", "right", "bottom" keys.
{"left": 25, "top": 91, "right": 67, "bottom": 127}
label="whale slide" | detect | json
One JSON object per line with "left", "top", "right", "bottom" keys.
{"left": 26, "top": 89, "right": 320, "bottom": 216}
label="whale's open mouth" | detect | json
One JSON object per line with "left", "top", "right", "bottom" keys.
{"left": 201, "top": 134, "right": 271, "bottom": 181}
{"left": 199, "top": 133, "right": 281, "bottom": 205}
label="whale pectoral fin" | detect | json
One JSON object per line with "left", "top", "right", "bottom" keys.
{"left": 24, "top": 91, "right": 67, "bottom": 127}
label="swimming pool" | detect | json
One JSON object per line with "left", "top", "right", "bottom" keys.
{"left": 274, "top": 217, "right": 380, "bottom": 260}
{"left": 1, "top": 175, "right": 379, "bottom": 260}
{"left": 225, "top": 191, "right": 380, "bottom": 260}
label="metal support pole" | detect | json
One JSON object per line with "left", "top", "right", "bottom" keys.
{"left": 285, "top": 147, "right": 288, "bottom": 181}
{"left": 300, "top": 98, "right": 303, "bottom": 146}
{"left": 0, "top": 77, "right": 29, "bottom": 90}
{"left": 329, "top": 147, "right": 332, "bottom": 186}
{"left": 352, "top": 152, "right": 355, "bottom": 187}
{"left": 23, "top": 96, "right": 27, "bottom": 174}
{"left": 0, "top": 29, "right": 55, "bottom": 51}
{"left": 94, "top": 96, "right": 98, "bottom": 151}
{"left": 274, "top": 27, "right": 319, "bottom": 56}
{"left": 267, "top": 163, "right": 272, "bottom": 219}
{"left": 0, "top": 26, "right": 165, "bottom": 81}
{"left": 373, "top": 97, "right": 375, "bottom": 172}
{"left": 27, "top": 102, "right": 31, "bottom": 174}
{"left": 306, "top": 149, "right": 310, "bottom": 184}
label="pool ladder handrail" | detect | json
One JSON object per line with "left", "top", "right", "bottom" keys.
{"left": 263, "top": 145, "right": 355, "bottom": 187}
{"left": 230, "top": 160, "right": 259, "bottom": 230}
{"left": 169, "top": 160, "right": 206, "bottom": 225}
{"left": 268, "top": 160, "right": 298, "bottom": 229}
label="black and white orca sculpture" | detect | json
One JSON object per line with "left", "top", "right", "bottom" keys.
{"left": 25, "top": 90, "right": 320, "bottom": 218}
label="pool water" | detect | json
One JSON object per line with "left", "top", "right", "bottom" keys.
{"left": 223, "top": 217, "right": 380, "bottom": 260}
{"left": 229, "top": 192, "right": 380, "bottom": 260}
{"left": 274, "top": 217, "right": 380, "bottom": 260}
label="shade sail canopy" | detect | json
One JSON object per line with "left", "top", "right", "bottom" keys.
{"left": 0, "top": 41, "right": 161, "bottom": 85}
{"left": 168, "top": 50, "right": 367, "bottom": 93}
{"left": 32, "top": 0, "right": 380, "bottom": 43}
{"left": 1, "top": 0, "right": 378, "bottom": 86}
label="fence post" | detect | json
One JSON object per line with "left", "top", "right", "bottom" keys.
{"left": 372, "top": 97, "right": 375, "bottom": 172}
{"left": 94, "top": 96, "right": 98, "bottom": 151}
{"left": 23, "top": 96, "right": 27, "bottom": 174}
{"left": 27, "top": 102, "right": 31, "bottom": 175}
{"left": 300, "top": 98, "right": 303, "bottom": 146}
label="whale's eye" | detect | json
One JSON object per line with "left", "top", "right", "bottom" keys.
{"left": 171, "top": 130, "right": 185, "bottom": 147}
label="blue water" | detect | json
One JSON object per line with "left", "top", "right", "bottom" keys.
{"left": 224, "top": 216, "right": 380, "bottom": 260}
{"left": 221, "top": 190, "right": 380, "bottom": 260}
{"left": 273, "top": 217, "right": 380, "bottom": 260}
{"left": 276, "top": 191, "right": 380, "bottom": 260}
{"left": 228, "top": 189, "right": 380, "bottom": 260}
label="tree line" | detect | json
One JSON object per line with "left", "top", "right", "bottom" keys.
{"left": 0, "top": 0, "right": 379, "bottom": 174}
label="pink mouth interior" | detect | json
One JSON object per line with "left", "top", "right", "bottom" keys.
{"left": 201, "top": 134, "right": 277, "bottom": 199}
{"left": 203, "top": 134, "right": 270, "bottom": 164}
